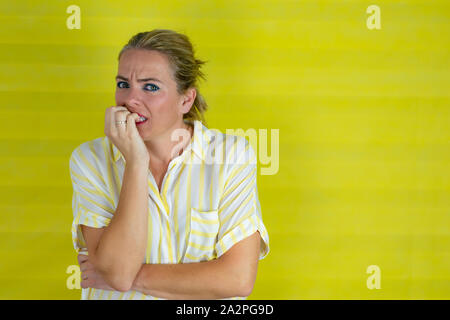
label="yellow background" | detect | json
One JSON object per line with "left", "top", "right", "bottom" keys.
{"left": 0, "top": 0, "right": 449, "bottom": 299}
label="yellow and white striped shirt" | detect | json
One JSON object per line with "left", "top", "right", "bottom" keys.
{"left": 69, "top": 119, "right": 270, "bottom": 300}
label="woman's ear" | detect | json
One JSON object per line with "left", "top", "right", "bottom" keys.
{"left": 180, "top": 87, "right": 196, "bottom": 114}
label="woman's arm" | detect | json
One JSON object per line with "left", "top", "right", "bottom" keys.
{"left": 80, "top": 230, "right": 261, "bottom": 298}
{"left": 130, "top": 231, "right": 261, "bottom": 299}
{"left": 81, "top": 162, "right": 148, "bottom": 292}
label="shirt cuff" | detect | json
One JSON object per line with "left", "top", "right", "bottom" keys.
{"left": 71, "top": 208, "right": 111, "bottom": 254}
{"left": 215, "top": 214, "right": 270, "bottom": 260}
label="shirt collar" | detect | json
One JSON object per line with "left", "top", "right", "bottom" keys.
{"left": 111, "top": 119, "right": 213, "bottom": 163}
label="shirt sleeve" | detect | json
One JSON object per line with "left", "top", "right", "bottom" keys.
{"left": 69, "top": 145, "right": 115, "bottom": 254}
{"left": 214, "top": 136, "right": 270, "bottom": 260}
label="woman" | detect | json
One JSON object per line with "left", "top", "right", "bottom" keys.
{"left": 69, "top": 29, "right": 270, "bottom": 300}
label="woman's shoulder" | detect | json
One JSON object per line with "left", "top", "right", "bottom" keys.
{"left": 205, "top": 128, "right": 256, "bottom": 165}
{"left": 69, "top": 136, "right": 114, "bottom": 169}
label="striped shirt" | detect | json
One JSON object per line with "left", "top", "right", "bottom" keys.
{"left": 69, "top": 119, "right": 270, "bottom": 300}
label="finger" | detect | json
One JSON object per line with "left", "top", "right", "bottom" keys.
{"left": 106, "top": 106, "right": 117, "bottom": 136}
{"left": 116, "top": 110, "right": 131, "bottom": 121}
{"left": 106, "top": 106, "right": 128, "bottom": 136}
{"left": 126, "top": 113, "right": 140, "bottom": 135}
{"left": 84, "top": 261, "right": 95, "bottom": 271}
{"left": 78, "top": 253, "right": 88, "bottom": 260}
{"left": 114, "top": 110, "right": 131, "bottom": 137}
{"left": 113, "top": 105, "right": 128, "bottom": 111}
{"left": 111, "top": 106, "right": 129, "bottom": 125}
{"left": 81, "top": 279, "right": 91, "bottom": 289}
{"left": 77, "top": 254, "right": 88, "bottom": 264}
{"left": 80, "top": 262, "right": 91, "bottom": 272}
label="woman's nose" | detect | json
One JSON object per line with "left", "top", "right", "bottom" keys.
{"left": 123, "top": 86, "right": 143, "bottom": 106}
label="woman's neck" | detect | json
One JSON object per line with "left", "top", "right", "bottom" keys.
{"left": 145, "top": 120, "right": 194, "bottom": 166}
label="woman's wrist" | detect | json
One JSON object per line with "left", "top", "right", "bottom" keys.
{"left": 125, "top": 160, "right": 149, "bottom": 172}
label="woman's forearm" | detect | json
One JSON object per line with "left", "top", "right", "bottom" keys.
{"left": 93, "top": 162, "right": 149, "bottom": 291}
{"left": 130, "top": 259, "right": 247, "bottom": 299}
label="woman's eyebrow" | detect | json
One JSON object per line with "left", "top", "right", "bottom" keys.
{"left": 115, "top": 75, "right": 163, "bottom": 83}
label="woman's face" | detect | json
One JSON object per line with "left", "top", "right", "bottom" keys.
{"left": 115, "top": 48, "right": 191, "bottom": 141}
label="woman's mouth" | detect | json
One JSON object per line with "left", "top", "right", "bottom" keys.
{"left": 136, "top": 116, "right": 148, "bottom": 125}
{"left": 135, "top": 113, "right": 148, "bottom": 125}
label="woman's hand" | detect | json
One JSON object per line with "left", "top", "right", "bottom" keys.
{"left": 104, "top": 106, "right": 150, "bottom": 167}
{"left": 78, "top": 254, "right": 116, "bottom": 291}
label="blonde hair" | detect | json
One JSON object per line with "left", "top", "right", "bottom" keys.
{"left": 118, "top": 29, "right": 209, "bottom": 126}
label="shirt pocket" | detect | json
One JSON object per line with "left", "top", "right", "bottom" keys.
{"left": 183, "top": 207, "right": 220, "bottom": 262}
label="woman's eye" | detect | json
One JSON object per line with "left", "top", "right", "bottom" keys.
{"left": 144, "top": 83, "right": 159, "bottom": 92}
{"left": 116, "top": 82, "right": 159, "bottom": 92}
{"left": 116, "top": 81, "right": 128, "bottom": 89}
